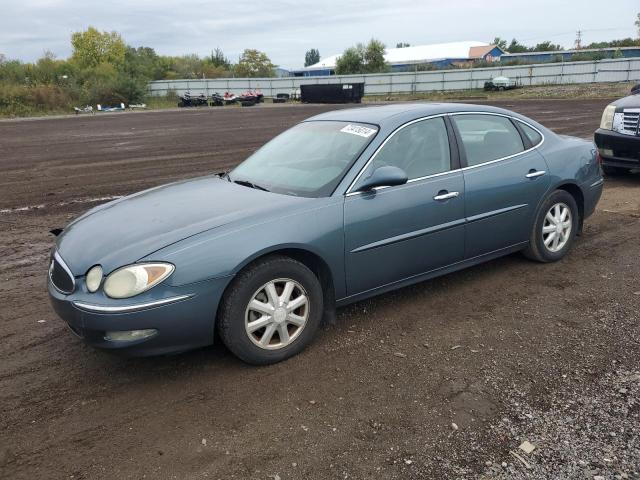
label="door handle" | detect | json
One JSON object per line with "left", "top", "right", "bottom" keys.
{"left": 433, "top": 191, "right": 460, "bottom": 201}
{"left": 525, "top": 170, "right": 546, "bottom": 179}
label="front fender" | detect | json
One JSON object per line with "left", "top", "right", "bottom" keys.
{"left": 142, "top": 199, "right": 347, "bottom": 298}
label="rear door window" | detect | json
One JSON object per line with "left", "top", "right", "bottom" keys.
{"left": 452, "top": 114, "right": 525, "bottom": 167}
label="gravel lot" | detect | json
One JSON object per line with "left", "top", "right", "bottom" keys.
{"left": 0, "top": 99, "right": 638, "bottom": 480}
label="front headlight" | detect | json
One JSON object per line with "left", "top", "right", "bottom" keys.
{"left": 600, "top": 104, "right": 616, "bottom": 130}
{"left": 103, "top": 263, "right": 174, "bottom": 299}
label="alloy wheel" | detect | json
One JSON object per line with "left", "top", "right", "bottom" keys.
{"left": 244, "top": 278, "right": 309, "bottom": 350}
{"left": 542, "top": 202, "right": 572, "bottom": 253}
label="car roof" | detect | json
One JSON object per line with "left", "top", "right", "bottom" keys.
{"left": 306, "top": 102, "right": 522, "bottom": 127}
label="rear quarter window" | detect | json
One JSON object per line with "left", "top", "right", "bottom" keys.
{"left": 518, "top": 122, "right": 543, "bottom": 147}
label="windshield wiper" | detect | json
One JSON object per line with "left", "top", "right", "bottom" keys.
{"left": 232, "top": 179, "right": 270, "bottom": 192}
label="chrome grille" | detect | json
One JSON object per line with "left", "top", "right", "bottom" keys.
{"left": 49, "top": 252, "right": 75, "bottom": 294}
{"left": 621, "top": 110, "right": 640, "bottom": 136}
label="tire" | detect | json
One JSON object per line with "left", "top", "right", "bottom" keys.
{"left": 602, "top": 165, "right": 630, "bottom": 176}
{"left": 217, "top": 255, "right": 323, "bottom": 365}
{"left": 524, "top": 190, "right": 579, "bottom": 263}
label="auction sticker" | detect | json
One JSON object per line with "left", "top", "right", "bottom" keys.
{"left": 340, "top": 124, "right": 377, "bottom": 138}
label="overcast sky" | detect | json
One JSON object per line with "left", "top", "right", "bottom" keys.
{"left": 1, "top": 0, "right": 638, "bottom": 69}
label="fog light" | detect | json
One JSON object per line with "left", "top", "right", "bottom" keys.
{"left": 104, "top": 329, "right": 157, "bottom": 342}
{"left": 599, "top": 148, "right": 613, "bottom": 158}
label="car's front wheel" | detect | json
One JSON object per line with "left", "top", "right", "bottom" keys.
{"left": 217, "top": 255, "right": 323, "bottom": 365}
{"left": 524, "top": 190, "right": 579, "bottom": 262}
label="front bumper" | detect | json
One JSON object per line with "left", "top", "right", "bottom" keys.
{"left": 49, "top": 275, "right": 232, "bottom": 356}
{"left": 594, "top": 129, "right": 640, "bottom": 169}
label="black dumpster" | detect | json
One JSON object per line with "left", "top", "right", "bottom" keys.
{"left": 300, "top": 83, "right": 364, "bottom": 103}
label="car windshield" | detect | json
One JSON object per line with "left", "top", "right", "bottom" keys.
{"left": 229, "top": 120, "right": 378, "bottom": 197}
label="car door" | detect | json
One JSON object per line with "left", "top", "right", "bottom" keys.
{"left": 343, "top": 116, "right": 465, "bottom": 296}
{"left": 450, "top": 113, "right": 550, "bottom": 259}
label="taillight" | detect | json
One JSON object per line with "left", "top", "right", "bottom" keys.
{"left": 596, "top": 151, "right": 602, "bottom": 165}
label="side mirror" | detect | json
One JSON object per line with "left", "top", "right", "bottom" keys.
{"left": 356, "top": 166, "right": 408, "bottom": 192}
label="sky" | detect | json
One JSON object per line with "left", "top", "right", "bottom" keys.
{"left": 0, "top": 0, "right": 638, "bottom": 70}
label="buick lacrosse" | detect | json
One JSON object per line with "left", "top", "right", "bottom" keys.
{"left": 49, "top": 103, "right": 603, "bottom": 364}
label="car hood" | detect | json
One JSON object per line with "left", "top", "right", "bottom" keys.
{"left": 611, "top": 94, "right": 640, "bottom": 110}
{"left": 56, "top": 175, "right": 310, "bottom": 275}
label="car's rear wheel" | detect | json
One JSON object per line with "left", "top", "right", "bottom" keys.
{"left": 602, "top": 165, "right": 631, "bottom": 176}
{"left": 524, "top": 190, "right": 579, "bottom": 262}
{"left": 217, "top": 255, "right": 323, "bottom": 365}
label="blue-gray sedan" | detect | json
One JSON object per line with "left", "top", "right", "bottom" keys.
{"left": 49, "top": 103, "right": 604, "bottom": 364}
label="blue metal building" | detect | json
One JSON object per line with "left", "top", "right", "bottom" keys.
{"left": 292, "top": 41, "right": 504, "bottom": 77}
{"left": 501, "top": 46, "right": 640, "bottom": 64}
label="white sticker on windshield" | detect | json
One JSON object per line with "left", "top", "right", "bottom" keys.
{"left": 340, "top": 124, "right": 376, "bottom": 138}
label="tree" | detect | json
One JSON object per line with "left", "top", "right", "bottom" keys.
{"left": 636, "top": 13, "right": 640, "bottom": 37}
{"left": 586, "top": 38, "right": 640, "bottom": 48}
{"left": 532, "top": 41, "right": 563, "bottom": 52}
{"left": 234, "top": 49, "right": 275, "bottom": 77}
{"left": 209, "top": 48, "right": 230, "bottom": 69}
{"left": 70, "top": 27, "right": 126, "bottom": 68}
{"left": 363, "top": 39, "right": 388, "bottom": 73}
{"left": 123, "top": 46, "right": 165, "bottom": 80}
{"left": 335, "top": 39, "right": 388, "bottom": 75}
{"left": 335, "top": 45, "right": 364, "bottom": 74}
{"left": 304, "top": 48, "right": 320, "bottom": 67}
{"left": 507, "top": 38, "right": 530, "bottom": 53}
{"left": 396, "top": 42, "right": 410, "bottom": 48}
{"left": 492, "top": 37, "right": 508, "bottom": 51}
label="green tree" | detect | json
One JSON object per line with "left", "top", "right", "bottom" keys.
{"left": 532, "top": 41, "right": 563, "bottom": 51}
{"left": 70, "top": 27, "right": 126, "bottom": 68}
{"left": 335, "top": 39, "right": 388, "bottom": 75}
{"left": 123, "top": 46, "right": 165, "bottom": 80}
{"left": 335, "top": 45, "right": 365, "bottom": 74}
{"left": 169, "top": 54, "right": 206, "bottom": 79}
{"left": 492, "top": 37, "right": 508, "bottom": 50}
{"left": 586, "top": 38, "right": 640, "bottom": 48}
{"left": 234, "top": 49, "right": 275, "bottom": 77}
{"left": 209, "top": 48, "right": 230, "bottom": 69}
{"left": 491, "top": 37, "right": 508, "bottom": 52}
{"left": 304, "top": 48, "right": 320, "bottom": 67}
{"left": 364, "top": 39, "right": 388, "bottom": 73}
{"left": 507, "top": 39, "right": 530, "bottom": 53}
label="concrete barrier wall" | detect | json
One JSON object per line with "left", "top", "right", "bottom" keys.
{"left": 148, "top": 58, "right": 640, "bottom": 97}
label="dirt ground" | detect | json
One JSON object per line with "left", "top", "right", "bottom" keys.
{"left": 1, "top": 99, "right": 639, "bottom": 480}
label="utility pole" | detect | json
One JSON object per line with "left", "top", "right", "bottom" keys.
{"left": 574, "top": 30, "right": 582, "bottom": 50}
